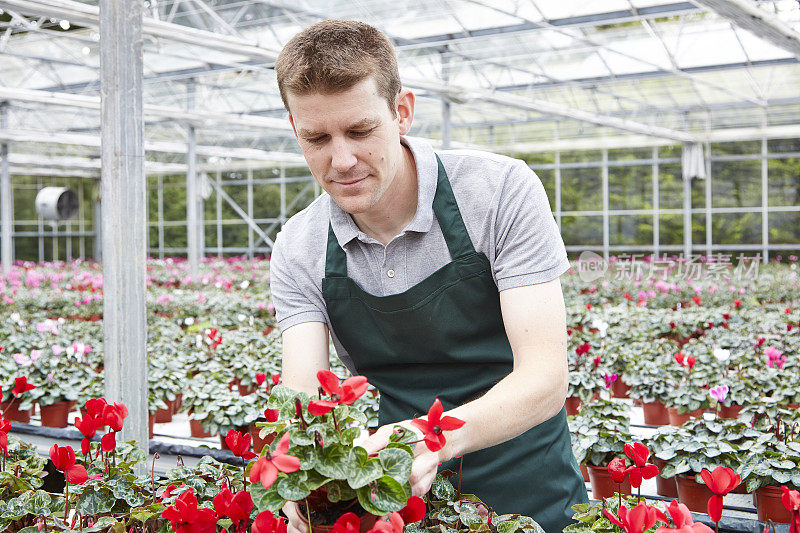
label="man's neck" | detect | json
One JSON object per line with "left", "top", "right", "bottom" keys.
{"left": 351, "top": 145, "right": 418, "bottom": 246}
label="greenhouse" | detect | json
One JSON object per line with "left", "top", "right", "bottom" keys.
{"left": 0, "top": 0, "right": 799, "bottom": 531}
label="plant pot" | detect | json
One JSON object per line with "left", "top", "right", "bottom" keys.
{"left": 610, "top": 379, "right": 631, "bottom": 399}
{"left": 675, "top": 474, "right": 714, "bottom": 513}
{"left": 1, "top": 401, "right": 31, "bottom": 423}
{"left": 652, "top": 457, "right": 678, "bottom": 498}
{"left": 154, "top": 406, "right": 173, "bottom": 423}
{"left": 754, "top": 485, "right": 792, "bottom": 523}
{"left": 250, "top": 423, "right": 276, "bottom": 454}
{"left": 171, "top": 394, "right": 183, "bottom": 413}
{"left": 39, "top": 401, "right": 76, "bottom": 428}
{"left": 238, "top": 383, "right": 257, "bottom": 396}
{"left": 564, "top": 396, "right": 582, "bottom": 416}
{"left": 632, "top": 398, "right": 643, "bottom": 406}
{"left": 189, "top": 418, "right": 214, "bottom": 438}
{"left": 586, "top": 465, "right": 632, "bottom": 500}
{"left": 579, "top": 464, "right": 589, "bottom": 483}
{"left": 642, "top": 401, "right": 670, "bottom": 426}
{"left": 716, "top": 404, "right": 743, "bottom": 419}
{"left": 668, "top": 407, "right": 704, "bottom": 426}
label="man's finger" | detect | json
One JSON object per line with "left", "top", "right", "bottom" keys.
{"left": 358, "top": 427, "right": 392, "bottom": 455}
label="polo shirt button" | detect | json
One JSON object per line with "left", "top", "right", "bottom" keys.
{"left": 387, "top": 269, "right": 395, "bottom": 278}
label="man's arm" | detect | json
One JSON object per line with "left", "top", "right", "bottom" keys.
{"left": 281, "top": 321, "right": 332, "bottom": 395}
{"left": 362, "top": 276, "right": 569, "bottom": 495}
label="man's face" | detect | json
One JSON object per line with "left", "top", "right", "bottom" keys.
{"left": 287, "top": 77, "right": 413, "bottom": 216}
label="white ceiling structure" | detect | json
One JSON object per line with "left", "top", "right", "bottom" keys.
{"left": 0, "top": 0, "right": 799, "bottom": 175}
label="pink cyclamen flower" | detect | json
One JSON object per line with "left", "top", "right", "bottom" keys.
{"left": 765, "top": 347, "right": 786, "bottom": 369}
{"left": 52, "top": 345, "right": 64, "bottom": 356}
{"left": 604, "top": 373, "right": 618, "bottom": 389}
{"left": 709, "top": 385, "right": 728, "bottom": 403}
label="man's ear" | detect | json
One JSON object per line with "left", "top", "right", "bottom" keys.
{"left": 288, "top": 113, "right": 299, "bottom": 140}
{"left": 395, "top": 89, "right": 415, "bottom": 136}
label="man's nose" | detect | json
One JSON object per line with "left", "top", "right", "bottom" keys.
{"left": 330, "top": 138, "right": 358, "bottom": 173}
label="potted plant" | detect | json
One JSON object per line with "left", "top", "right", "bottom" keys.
{"left": 248, "top": 379, "right": 420, "bottom": 530}
{"left": 569, "top": 399, "right": 634, "bottom": 499}
{"left": 626, "top": 359, "right": 673, "bottom": 425}
{"left": 182, "top": 371, "right": 261, "bottom": 445}
{"left": 147, "top": 354, "right": 187, "bottom": 423}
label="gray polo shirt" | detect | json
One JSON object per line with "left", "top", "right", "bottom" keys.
{"left": 269, "top": 136, "right": 570, "bottom": 373}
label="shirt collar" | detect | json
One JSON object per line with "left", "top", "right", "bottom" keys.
{"left": 328, "top": 135, "right": 438, "bottom": 248}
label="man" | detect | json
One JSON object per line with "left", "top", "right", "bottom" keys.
{"left": 269, "top": 19, "right": 588, "bottom": 533}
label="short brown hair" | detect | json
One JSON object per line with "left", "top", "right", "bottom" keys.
{"left": 275, "top": 20, "right": 401, "bottom": 116}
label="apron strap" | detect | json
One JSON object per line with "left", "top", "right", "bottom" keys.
{"left": 324, "top": 153, "right": 476, "bottom": 277}
{"left": 433, "top": 154, "right": 476, "bottom": 259}
{"left": 325, "top": 222, "right": 348, "bottom": 278}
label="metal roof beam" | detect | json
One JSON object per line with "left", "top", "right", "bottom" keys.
{"left": 0, "top": 0, "right": 280, "bottom": 61}
{"left": 692, "top": 0, "right": 800, "bottom": 57}
{"left": 405, "top": 78, "right": 697, "bottom": 142}
{"left": 0, "top": 86, "right": 292, "bottom": 131}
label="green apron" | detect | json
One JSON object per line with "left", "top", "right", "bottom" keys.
{"left": 321, "top": 155, "right": 588, "bottom": 532}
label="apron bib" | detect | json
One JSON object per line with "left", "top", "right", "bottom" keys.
{"left": 321, "top": 155, "right": 587, "bottom": 532}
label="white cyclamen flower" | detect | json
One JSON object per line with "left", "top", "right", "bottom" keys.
{"left": 712, "top": 347, "right": 730, "bottom": 362}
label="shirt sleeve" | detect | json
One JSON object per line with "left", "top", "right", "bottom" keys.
{"left": 492, "top": 160, "right": 570, "bottom": 291}
{"left": 269, "top": 230, "right": 328, "bottom": 331}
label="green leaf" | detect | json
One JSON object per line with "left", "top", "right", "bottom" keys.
{"left": 431, "top": 474, "right": 456, "bottom": 501}
{"left": 497, "top": 519, "right": 520, "bottom": 533}
{"left": 340, "top": 426, "right": 362, "bottom": 446}
{"left": 277, "top": 473, "right": 311, "bottom": 501}
{"left": 346, "top": 447, "right": 383, "bottom": 489}
{"left": 75, "top": 489, "right": 115, "bottom": 515}
{"left": 357, "top": 475, "right": 409, "bottom": 514}
{"left": 379, "top": 448, "right": 413, "bottom": 484}
{"left": 250, "top": 482, "right": 286, "bottom": 512}
{"left": 325, "top": 480, "right": 357, "bottom": 503}
{"left": 316, "top": 444, "right": 349, "bottom": 480}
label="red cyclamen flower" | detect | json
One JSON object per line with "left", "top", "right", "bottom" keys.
{"left": 252, "top": 511, "right": 288, "bottom": 533}
{"left": 225, "top": 429, "right": 257, "bottom": 460}
{"left": 307, "top": 370, "right": 369, "bottom": 416}
{"left": 656, "top": 499, "right": 714, "bottom": 532}
{"left": 608, "top": 457, "right": 628, "bottom": 484}
{"left": 248, "top": 433, "right": 301, "bottom": 489}
{"left": 399, "top": 496, "right": 426, "bottom": 524}
{"left": 264, "top": 408, "right": 280, "bottom": 422}
{"left": 74, "top": 416, "right": 96, "bottom": 456}
{"left": 700, "top": 466, "right": 740, "bottom": 523}
{"left": 411, "top": 398, "right": 466, "bottom": 452}
{"left": 256, "top": 373, "right": 267, "bottom": 386}
{"left": 780, "top": 485, "right": 800, "bottom": 533}
{"left": 49, "top": 444, "right": 88, "bottom": 485}
{"left": 603, "top": 502, "right": 666, "bottom": 533}
{"left": 161, "top": 487, "right": 218, "bottom": 533}
{"left": 576, "top": 343, "right": 592, "bottom": 356}
{"left": 212, "top": 483, "right": 254, "bottom": 525}
{"left": 368, "top": 512, "right": 405, "bottom": 533}
{"left": 624, "top": 442, "right": 659, "bottom": 488}
{"left": 12, "top": 377, "right": 35, "bottom": 396}
{"left": 0, "top": 417, "right": 11, "bottom": 457}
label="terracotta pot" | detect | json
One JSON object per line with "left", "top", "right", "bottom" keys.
{"left": 250, "top": 424, "right": 276, "bottom": 454}
{"left": 652, "top": 457, "right": 678, "bottom": 498}
{"left": 731, "top": 481, "right": 748, "bottom": 495}
{"left": 238, "top": 383, "right": 256, "bottom": 396}
{"left": 564, "top": 396, "right": 582, "bottom": 416}
{"left": 149, "top": 413, "right": 155, "bottom": 439}
{"left": 586, "top": 465, "right": 632, "bottom": 500}
{"left": 675, "top": 474, "right": 714, "bottom": 513}
{"left": 642, "top": 401, "right": 670, "bottom": 426}
{"left": 39, "top": 401, "right": 76, "bottom": 428}
{"left": 610, "top": 379, "right": 631, "bottom": 399}
{"left": 579, "top": 464, "right": 589, "bottom": 483}
{"left": 189, "top": 418, "right": 214, "bottom": 438}
{"left": 716, "top": 404, "right": 743, "bottom": 419}
{"left": 754, "top": 485, "right": 792, "bottom": 523}
{"left": 1, "top": 401, "right": 31, "bottom": 423}
{"left": 172, "top": 393, "right": 183, "bottom": 413}
{"left": 154, "top": 406, "right": 173, "bottom": 423}
{"left": 668, "top": 407, "right": 704, "bottom": 426}
{"left": 632, "top": 398, "right": 643, "bottom": 406}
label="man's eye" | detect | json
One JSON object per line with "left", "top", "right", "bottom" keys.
{"left": 306, "top": 136, "right": 325, "bottom": 144}
{"left": 350, "top": 130, "right": 372, "bottom": 137}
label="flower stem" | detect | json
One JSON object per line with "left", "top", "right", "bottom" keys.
{"left": 617, "top": 484, "right": 621, "bottom": 509}
{"left": 63, "top": 482, "right": 69, "bottom": 521}
{"left": 242, "top": 457, "right": 248, "bottom": 489}
{"left": 457, "top": 456, "right": 463, "bottom": 500}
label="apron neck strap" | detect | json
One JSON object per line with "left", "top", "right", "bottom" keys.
{"left": 325, "top": 153, "right": 476, "bottom": 278}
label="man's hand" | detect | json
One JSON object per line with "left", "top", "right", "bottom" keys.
{"left": 283, "top": 501, "right": 309, "bottom": 533}
{"left": 357, "top": 421, "right": 442, "bottom": 498}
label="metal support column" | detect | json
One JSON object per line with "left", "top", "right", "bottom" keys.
{"left": 100, "top": 0, "right": 148, "bottom": 455}
{"left": 157, "top": 175, "right": 164, "bottom": 259}
{"left": 186, "top": 80, "right": 199, "bottom": 277}
{"left": 601, "top": 149, "right": 609, "bottom": 261}
{"left": 216, "top": 170, "right": 222, "bottom": 257}
{"left": 0, "top": 103, "right": 11, "bottom": 273}
{"left": 761, "top": 118, "right": 769, "bottom": 264}
{"left": 652, "top": 146, "right": 660, "bottom": 260}
{"left": 705, "top": 141, "right": 712, "bottom": 258}
{"left": 247, "top": 168, "right": 254, "bottom": 258}
{"left": 682, "top": 173, "right": 692, "bottom": 260}
{"left": 93, "top": 200, "right": 102, "bottom": 260}
{"left": 441, "top": 51, "right": 451, "bottom": 150}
